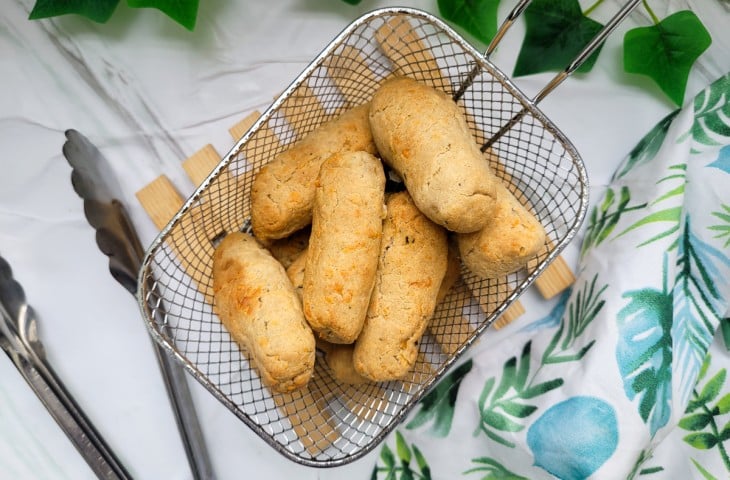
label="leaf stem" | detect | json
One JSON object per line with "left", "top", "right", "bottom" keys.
{"left": 641, "top": 0, "right": 660, "bottom": 25}
{"left": 700, "top": 403, "right": 730, "bottom": 471}
{"left": 584, "top": 0, "right": 604, "bottom": 17}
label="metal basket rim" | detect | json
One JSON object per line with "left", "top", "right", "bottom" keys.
{"left": 136, "top": 5, "right": 589, "bottom": 468}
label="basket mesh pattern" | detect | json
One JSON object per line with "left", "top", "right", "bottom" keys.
{"left": 139, "top": 8, "right": 587, "bottom": 467}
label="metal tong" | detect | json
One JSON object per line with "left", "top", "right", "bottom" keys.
{"left": 0, "top": 254, "right": 133, "bottom": 479}
{"left": 62, "top": 129, "right": 215, "bottom": 480}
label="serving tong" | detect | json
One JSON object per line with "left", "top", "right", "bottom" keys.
{"left": 0, "top": 254, "right": 132, "bottom": 479}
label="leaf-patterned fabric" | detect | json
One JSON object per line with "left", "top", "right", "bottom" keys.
{"left": 371, "top": 73, "right": 730, "bottom": 479}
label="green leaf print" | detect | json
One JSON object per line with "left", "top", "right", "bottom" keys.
{"left": 406, "top": 359, "right": 473, "bottom": 437}
{"left": 690, "top": 458, "right": 720, "bottom": 480}
{"left": 673, "top": 216, "right": 730, "bottom": 404}
{"left": 464, "top": 457, "right": 529, "bottom": 479}
{"left": 710, "top": 204, "right": 730, "bottom": 248}
{"left": 626, "top": 449, "right": 665, "bottom": 479}
{"left": 475, "top": 342, "right": 563, "bottom": 448}
{"left": 581, "top": 186, "right": 647, "bottom": 258}
{"left": 542, "top": 274, "right": 605, "bottom": 364}
{"left": 620, "top": 164, "right": 686, "bottom": 249}
{"left": 475, "top": 279, "right": 604, "bottom": 448}
{"left": 613, "top": 110, "right": 680, "bottom": 181}
{"left": 372, "top": 432, "right": 432, "bottom": 480}
{"left": 681, "top": 73, "right": 730, "bottom": 151}
{"left": 682, "top": 354, "right": 730, "bottom": 471}
{"left": 715, "top": 213, "right": 730, "bottom": 351}
{"left": 616, "top": 256, "right": 674, "bottom": 436}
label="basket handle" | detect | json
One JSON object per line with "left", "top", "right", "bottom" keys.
{"left": 484, "top": 0, "right": 532, "bottom": 59}
{"left": 453, "top": 0, "right": 532, "bottom": 101}
{"left": 479, "top": 0, "right": 641, "bottom": 150}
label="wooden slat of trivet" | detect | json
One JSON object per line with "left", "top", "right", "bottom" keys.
{"left": 135, "top": 176, "right": 216, "bottom": 304}
{"left": 181, "top": 143, "right": 244, "bottom": 236}
{"left": 462, "top": 275, "right": 526, "bottom": 331}
{"left": 375, "top": 18, "right": 444, "bottom": 85}
{"left": 277, "top": 83, "right": 328, "bottom": 135}
{"left": 493, "top": 301, "right": 526, "bottom": 330}
{"left": 337, "top": 352, "right": 434, "bottom": 424}
{"left": 228, "top": 110, "right": 261, "bottom": 141}
{"left": 406, "top": 352, "right": 434, "bottom": 385}
{"left": 322, "top": 45, "right": 379, "bottom": 109}
{"left": 136, "top": 175, "right": 184, "bottom": 230}
{"left": 530, "top": 252, "right": 575, "bottom": 299}
{"left": 487, "top": 153, "right": 576, "bottom": 300}
{"left": 275, "top": 386, "right": 339, "bottom": 455}
{"left": 229, "top": 110, "right": 288, "bottom": 180}
{"left": 182, "top": 144, "right": 220, "bottom": 186}
{"left": 341, "top": 387, "right": 385, "bottom": 423}
{"left": 430, "top": 280, "right": 474, "bottom": 354}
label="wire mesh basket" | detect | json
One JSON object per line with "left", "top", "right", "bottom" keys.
{"left": 138, "top": 7, "right": 590, "bottom": 467}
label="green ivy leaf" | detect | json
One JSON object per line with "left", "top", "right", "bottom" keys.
{"left": 437, "top": 0, "right": 500, "bottom": 45}
{"left": 624, "top": 10, "right": 712, "bottom": 107}
{"left": 513, "top": 0, "right": 604, "bottom": 77}
{"left": 29, "top": 0, "right": 120, "bottom": 23}
{"left": 127, "top": 0, "right": 199, "bottom": 31}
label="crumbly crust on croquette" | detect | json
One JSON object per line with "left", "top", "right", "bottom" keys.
{"left": 369, "top": 77, "right": 499, "bottom": 233}
{"left": 250, "top": 104, "right": 377, "bottom": 243}
{"left": 457, "top": 182, "right": 546, "bottom": 280}
{"left": 212, "top": 232, "right": 315, "bottom": 392}
{"left": 302, "top": 151, "right": 386, "bottom": 344}
{"left": 353, "top": 191, "right": 448, "bottom": 381}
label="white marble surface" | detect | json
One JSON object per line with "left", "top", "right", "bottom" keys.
{"left": 1, "top": 0, "right": 728, "bottom": 478}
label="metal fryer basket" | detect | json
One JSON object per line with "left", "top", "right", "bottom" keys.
{"left": 138, "top": 7, "right": 589, "bottom": 467}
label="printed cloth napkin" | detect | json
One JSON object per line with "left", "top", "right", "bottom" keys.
{"left": 369, "top": 73, "right": 730, "bottom": 480}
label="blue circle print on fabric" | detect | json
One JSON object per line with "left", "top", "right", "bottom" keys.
{"left": 526, "top": 396, "right": 618, "bottom": 480}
